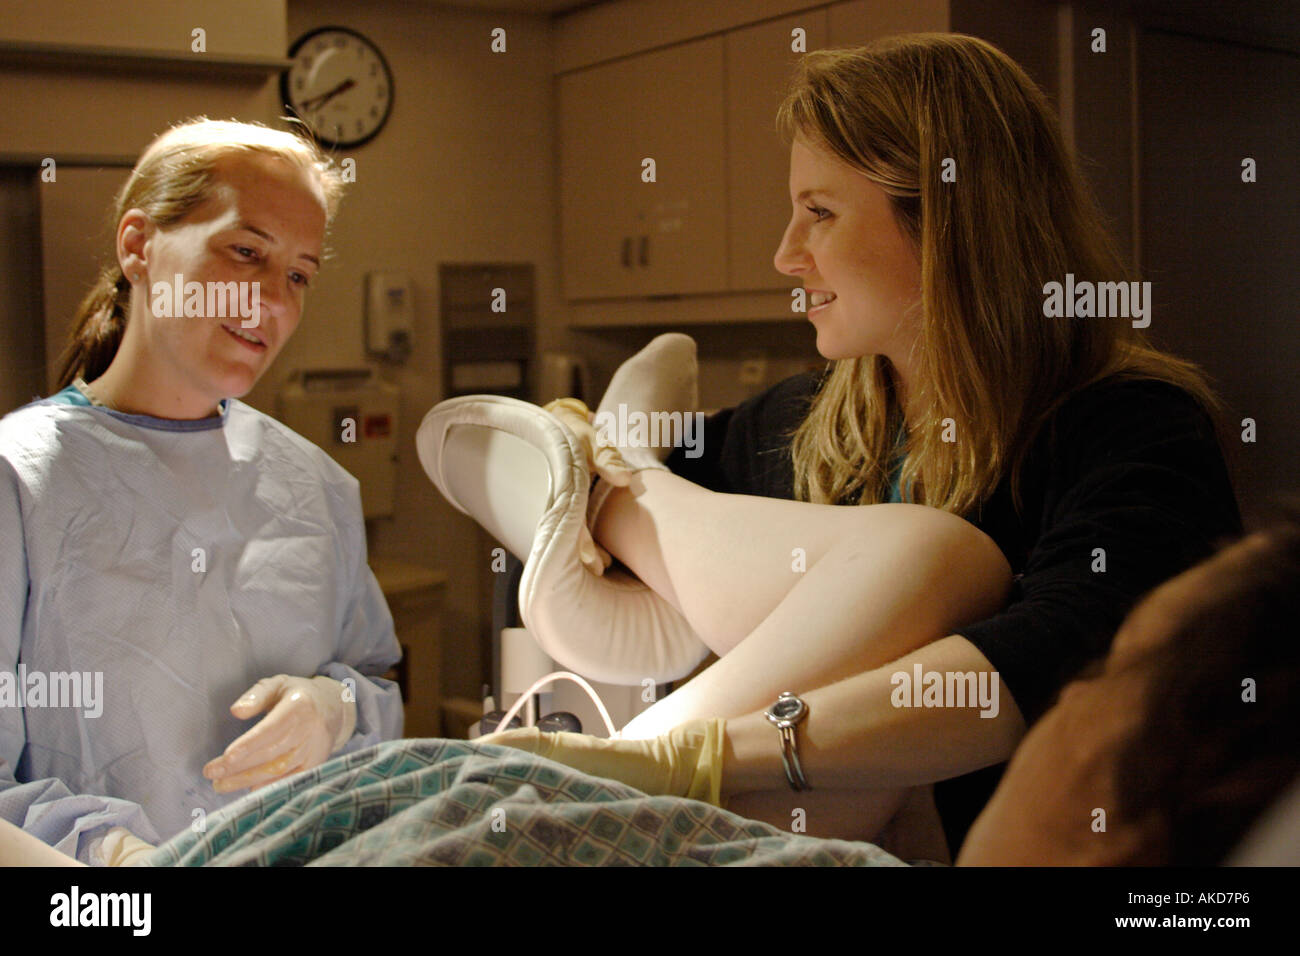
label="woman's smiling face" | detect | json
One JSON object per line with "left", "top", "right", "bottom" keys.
{"left": 120, "top": 152, "right": 326, "bottom": 413}
{"left": 773, "top": 139, "right": 923, "bottom": 371}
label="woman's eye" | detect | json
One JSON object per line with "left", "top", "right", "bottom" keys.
{"left": 290, "top": 272, "right": 311, "bottom": 288}
{"left": 233, "top": 245, "right": 259, "bottom": 259}
{"left": 806, "top": 205, "right": 830, "bottom": 221}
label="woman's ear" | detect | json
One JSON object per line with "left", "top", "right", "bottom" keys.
{"left": 116, "top": 209, "right": 152, "bottom": 285}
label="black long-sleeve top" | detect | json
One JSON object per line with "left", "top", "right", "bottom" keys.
{"left": 666, "top": 370, "right": 1243, "bottom": 851}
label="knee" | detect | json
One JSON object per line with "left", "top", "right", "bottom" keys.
{"left": 947, "top": 523, "right": 1013, "bottom": 623}
{"left": 938, "top": 509, "right": 1010, "bottom": 581}
{"left": 889, "top": 504, "right": 1014, "bottom": 618}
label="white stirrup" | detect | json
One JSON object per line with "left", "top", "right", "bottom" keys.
{"left": 416, "top": 394, "right": 710, "bottom": 685}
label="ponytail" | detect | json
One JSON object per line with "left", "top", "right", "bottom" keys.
{"left": 55, "top": 265, "right": 131, "bottom": 390}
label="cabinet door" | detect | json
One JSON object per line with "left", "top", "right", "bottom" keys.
{"left": 726, "top": 10, "right": 829, "bottom": 292}
{"left": 558, "top": 62, "right": 643, "bottom": 299}
{"left": 558, "top": 36, "right": 727, "bottom": 299}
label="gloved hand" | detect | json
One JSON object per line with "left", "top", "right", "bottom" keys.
{"left": 94, "top": 827, "right": 156, "bottom": 867}
{"left": 478, "top": 718, "right": 726, "bottom": 806}
{"left": 543, "top": 397, "right": 635, "bottom": 576}
{"left": 203, "top": 675, "right": 356, "bottom": 794}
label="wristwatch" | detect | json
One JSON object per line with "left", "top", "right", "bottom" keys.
{"left": 765, "top": 691, "right": 811, "bottom": 792}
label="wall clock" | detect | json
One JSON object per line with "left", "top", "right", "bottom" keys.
{"left": 282, "top": 26, "right": 393, "bottom": 148}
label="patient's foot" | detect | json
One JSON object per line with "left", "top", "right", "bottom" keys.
{"left": 594, "top": 333, "right": 698, "bottom": 473}
{"left": 587, "top": 334, "right": 698, "bottom": 530}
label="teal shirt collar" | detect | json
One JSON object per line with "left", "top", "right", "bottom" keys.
{"left": 43, "top": 385, "right": 230, "bottom": 432}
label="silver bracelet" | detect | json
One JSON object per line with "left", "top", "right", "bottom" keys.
{"left": 764, "top": 692, "right": 811, "bottom": 792}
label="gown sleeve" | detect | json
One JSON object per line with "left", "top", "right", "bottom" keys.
{"left": 314, "top": 475, "right": 405, "bottom": 750}
{"left": 0, "top": 456, "right": 162, "bottom": 864}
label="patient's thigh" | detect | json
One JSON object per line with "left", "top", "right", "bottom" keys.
{"left": 724, "top": 786, "right": 908, "bottom": 844}
{"left": 725, "top": 785, "right": 950, "bottom": 862}
{"left": 0, "top": 817, "right": 84, "bottom": 867}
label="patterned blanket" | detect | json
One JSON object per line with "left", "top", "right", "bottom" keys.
{"left": 146, "top": 739, "right": 904, "bottom": 867}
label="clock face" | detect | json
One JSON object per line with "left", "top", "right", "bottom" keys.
{"left": 283, "top": 27, "right": 393, "bottom": 148}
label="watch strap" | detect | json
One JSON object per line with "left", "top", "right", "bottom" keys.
{"left": 777, "top": 724, "right": 811, "bottom": 791}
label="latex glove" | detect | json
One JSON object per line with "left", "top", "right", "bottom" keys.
{"left": 94, "top": 827, "right": 156, "bottom": 867}
{"left": 203, "top": 675, "right": 356, "bottom": 794}
{"left": 543, "top": 397, "right": 635, "bottom": 575}
{"left": 479, "top": 718, "right": 726, "bottom": 806}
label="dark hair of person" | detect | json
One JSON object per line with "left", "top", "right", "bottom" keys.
{"left": 1113, "top": 498, "right": 1300, "bottom": 864}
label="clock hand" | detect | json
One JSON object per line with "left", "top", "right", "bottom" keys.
{"left": 300, "top": 78, "right": 356, "bottom": 112}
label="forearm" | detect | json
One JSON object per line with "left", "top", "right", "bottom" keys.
{"left": 720, "top": 634, "right": 1027, "bottom": 796}
{"left": 328, "top": 557, "right": 405, "bottom": 747}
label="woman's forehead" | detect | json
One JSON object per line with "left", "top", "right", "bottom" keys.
{"left": 211, "top": 153, "right": 325, "bottom": 207}
{"left": 204, "top": 154, "right": 327, "bottom": 236}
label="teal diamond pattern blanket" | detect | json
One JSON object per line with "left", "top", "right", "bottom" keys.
{"left": 146, "top": 739, "right": 905, "bottom": 867}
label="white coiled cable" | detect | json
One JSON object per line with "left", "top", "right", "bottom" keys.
{"left": 489, "top": 670, "right": 619, "bottom": 738}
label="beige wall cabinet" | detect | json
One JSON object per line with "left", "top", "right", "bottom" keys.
{"left": 726, "top": 9, "right": 829, "bottom": 292}
{"left": 558, "top": 1, "right": 955, "bottom": 305}
{"left": 559, "top": 36, "right": 727, "bottom": 300}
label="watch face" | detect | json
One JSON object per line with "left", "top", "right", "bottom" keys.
{"left": 772, "top": 698, "right": 800, "bottom": 719}
{"left": 283, "top": 27, "right": 393, "bottom": 148}
{"left": 770, "top": 695, "right": 806, "bottom": 721}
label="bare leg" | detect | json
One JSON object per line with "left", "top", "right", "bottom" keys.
{"left": 604, "top": 472, "right": 1012, "bottom": 738}
{"left": 0, "top": 818, "right": 86, "bottom": 867}
{"left": 594, "top": 471, "right": 1009, "bottom": 845}
{"left": 597, "top": 472, "right": 1008, "bottom": 657}
{"left": 596, "top": 470, "right": 933, "bottom": 654}
{"left": 723, "top": 783, "right": 949, "bottom": 861}
{"left": 724, "top": 786, "right": 909, "bottom": 844}
{"left": 876, "top": 784, "right": 951, "bottom": 863}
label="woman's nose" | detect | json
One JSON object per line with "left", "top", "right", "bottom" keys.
{"left": 252, "top": 267, "right": 288, "bottom": 318}
{"left": 773, "top": 219, "right": 808, "bottom": 276}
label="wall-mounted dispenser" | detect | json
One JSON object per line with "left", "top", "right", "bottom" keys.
{"left": 440, "top": 263, "right": 535, "bottom": 400}
{"left": 365, "top": 271, "right": 414, "bottom": 363}
{"left": 276, "top": 368, "right": 401, "bottom": 519}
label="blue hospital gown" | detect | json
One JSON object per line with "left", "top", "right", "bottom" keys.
{"left": 0, "top": 388, "right": 404, "bottom": 863}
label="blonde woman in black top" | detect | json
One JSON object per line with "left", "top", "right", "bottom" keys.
{"left": 485, "top": 34, "right": 1241, "bottom": 855}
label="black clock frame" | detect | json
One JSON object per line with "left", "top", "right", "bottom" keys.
{"left": 281, "top": 25, "right": 394, "bottom": 149}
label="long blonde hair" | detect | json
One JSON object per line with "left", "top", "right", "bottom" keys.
{"left": 780, "top": 34, "right": 1222, "bottom": 516}
{"left": 56, "top": 117, "right": 345, "bottom": 389}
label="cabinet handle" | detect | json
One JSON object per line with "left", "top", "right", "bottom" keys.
{"left": 622, "top": 236, "right": 633, "bottom": 267}
{"left": 639, "top": 234, "right": 649, "bottom": 267}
